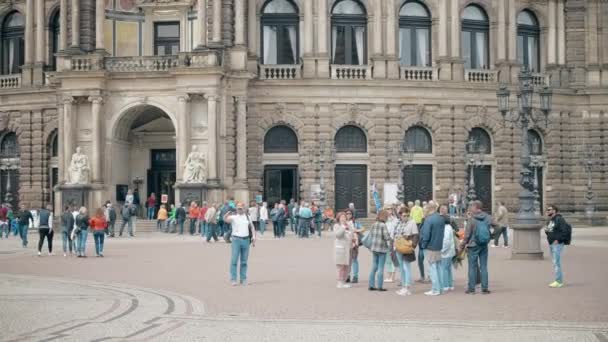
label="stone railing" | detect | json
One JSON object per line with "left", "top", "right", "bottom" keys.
{"left": 105, "top": 56, "right": 180, "bottom": 72}
{"left": 259, "top": 64, "right": 302, "bottom": 80}
{"left": 330, "top": 64, "right": 371, "bottom": 80}
{"left": 531, "top": 73, "right": 549, "bottom": 86}
{"left": 0, "top": 74, "right": 21, "bottom": 89}
{"left": 400, "top": 66, "right": 437, "bottom": 81}
{"left": 70, "top": 55, "right": 103, "bottom": 71}
{"left": 465, "top": 69, "right": 498, "bottom": 83}
{"left": 185, "top": 51, "right": 221, "bottom": 68}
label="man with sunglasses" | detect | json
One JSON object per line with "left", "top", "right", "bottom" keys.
{"left": 545, "top": 205, "right": 569, "bottom": 288}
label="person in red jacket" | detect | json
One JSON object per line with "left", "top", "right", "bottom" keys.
{"left": 146, "top": 193, "right": 156, "bottom": 220}
{"left": 89, "top": 208, "right": 108, "bottom": 257}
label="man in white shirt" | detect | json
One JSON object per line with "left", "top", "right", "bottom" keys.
{"left": 224, "top": 202, "right": 256, "bottom": 286}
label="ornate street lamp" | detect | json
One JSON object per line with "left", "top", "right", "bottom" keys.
{"left": 133, "top": 176, "right": 143, "bottom": 191}
{"left": 581, "top": 143, "right": 597, "bottom": 217}
{"left": 393, "top": 141, "right": 414, "bottom": 203}
{"left": 496, "top": 65, "right": 553, "bottom": 259}
{"left": 464, "top": 137, "right": 485, "bottom": 204}
{"left": 529, "top": 137, "right": 547, "bottom": 216}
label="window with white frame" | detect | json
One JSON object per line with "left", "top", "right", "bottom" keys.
{"left": 261, "top": 0, "right": 299, "bottom": 65}
{"left": 461, "top": 5, "right": 489, "bottom": 70}
{"left": 331, "top": 0, "right": 367, "bottom": 65}
{"left": 399, "top": 1, "right": 431, "bottom": 67}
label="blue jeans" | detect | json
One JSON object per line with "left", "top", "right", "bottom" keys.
{"left": 351, "top": 253, "right": 359, "bottom": 278}
{"left": 272, "top": 221, "right": 278, "bottom": 237}
{"left": 206, "top": 223, "right": 218, "bottom": 241}
{"left": 107, "top": 221, "right": 115, "bottom": 236}
{"left": 440, "top": 257, "right": 454, "bottom": 289}
{"left": 494, "top": 226, "right": 509, "bottom": 246}
{"left": 200, "top": 221, "right": 208, "bottom": 237}
{"left": 19, "top": 224, "right": 29, "bottom": 247}
{"left": 147, "top": 207, "right": 155, "bottom": 220}
{"left": 93, "top": 231, "right": 105, "bottom": 255}
{"left": 316, "top": 220, "right": 322, "bottom": 237}
{"left": 467, "top": 245, "right": 489, "bottom": 291}
{"left": 230, "top": 237, "right": 251, "bottom": 283}
{"left": 120, "top": 218, "right": 132, "bottom": 235}
{"left": 259, "top": 220, "right": 266, "bottom": 235}
{"left": 62, "top": 231, "right": 74, "bottom": 253}
{"left": 369, "top": 252, "right": 386, "bottom": 289}
{"left": 425, "top": 250, "right": 443, "bottom": 293}
{"left": 550, "top": 243, "right": 564, "bottom": 283}
{"left": 397, "top": 253, "right": 412, "bottom": 287}
{"left": 178, "top": 219, "right": 185, "bottom": 234}
{"left": 77, "top": 229, "right": 88, "bottom": 254}
{"left": 189, "top": 219, "right": 196, "bottom": 235}
{"left": 418, "top": 247, "right": 425, "bottom": 279}
{"left": 0, "top": 223, "right": 8, "bottom": 238}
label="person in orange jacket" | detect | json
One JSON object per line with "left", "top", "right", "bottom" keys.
{"left": 89, "top": 208, "right": 108, "bottom": 257}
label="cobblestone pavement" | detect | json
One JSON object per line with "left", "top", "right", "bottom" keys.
{"left": 0, "top": 228, "right": 607, "bottom": 341}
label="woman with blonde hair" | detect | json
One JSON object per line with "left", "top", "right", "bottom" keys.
{"left": 334, "top": 211, "right": 354, "bottom": 288}
{"left": 368, "top": 210, "right": 391, "bottom": 291}
{"left": 74, "top": 207, "right": 90, "bottom": 258}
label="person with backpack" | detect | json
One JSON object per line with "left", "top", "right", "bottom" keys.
{"left": 419, "top": 201, "right": 446, "bottom": 296}
{"left": 176, "top": 203, "right": 187, "bottom": 234}
{"left": 545, "top": 205, "right": 570, "bottom": 288}
{"left": 459, "top": 200, "right": 495, "bottom": 294}
{"left": 119, "top": 204, "right": 133, "bottom": 237}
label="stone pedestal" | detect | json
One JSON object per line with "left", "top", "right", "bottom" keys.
{"left": 302, "top": 56, "right": 316, "bottom": 78}
{"left": 452, "top": 60, "right": 465, "bottom": 81}
{"left": 585, "top": 212, "right": 607, "bottom": 226}
{"left": 21, "top": 64, "right": 33, "bottom": 86}
{"left": 372, "top": 57, "right": 387, "bottom": 79}
{"left": 317, "top": 56, "right": 330, "bottom": 78}
{"left": 386, "top": 58, "right": 399, "bottom": 80}
{"left": 247, "top": 56, "right": 258, "bottom": 74}
{"left": 230, "top": 46, "right": 248, "bottom": 71}
{"left": 232, "top": 181, "right": 249, "bottom": 204}
{"left": 511, "top": 221, "right": 544, "bottom": 260}
{"left": 175, "top": 183, "right": 223, "bottom": 206}
{"left": 437, "top": 58, "right": 453, "bottom": 81}
{"left": 32, "top": 62, "right": 45, "bottom": 86}
{"left": 58, "top": 184, "right": 92, "bottom": 209}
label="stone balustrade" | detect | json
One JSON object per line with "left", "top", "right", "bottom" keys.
{"left": 259, "top": 64, "right": 302, "bottom": 80}
{"left": 531, "top": 73, "right": 549, "bottom": 86}
{"left": 0, "top": 74, "right": 21, "bottom": 89}
{"left": 105, "top": 56, "right": 180, "bottom": 72}
{"left": 400, "top": 66, "right": 437, "bottom": 81}
{"left": 186, "top": 51, "right": 221, "bottom": 68}
{"left": 70, "top": 55, "right": 103, "bottom": 71}
{"left": 465, "top": 69, "right": 498, "bottom": 83}
{"left": 330, "top": 65, "right": 371, "bottom": 80}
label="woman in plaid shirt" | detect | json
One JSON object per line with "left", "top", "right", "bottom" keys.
{"left": 368, "top": 210, "right": 391, "bottom": 292}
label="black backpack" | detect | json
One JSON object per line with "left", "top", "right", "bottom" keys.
{"left": 563, "top": 221, "right": 572, "bottom": 245}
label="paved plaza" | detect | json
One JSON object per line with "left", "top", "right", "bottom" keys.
{"left": 1, "top": 228, "right": 607, "bottom": 341}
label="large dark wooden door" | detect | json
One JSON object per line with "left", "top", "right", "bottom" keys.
{"left": 264, "top": 165, "right": 298, "bottom": 207}
{"left": 147, "top": 149, "right": 176, "bottom": 208}
{"left": 473, "top": 165, "right": 492, "bottom": 214}
{"left": 403, "top": 165, "right": 433, "bottom": 203}
{"left": 335, "top": 165, "right": 367, "bottom": 218}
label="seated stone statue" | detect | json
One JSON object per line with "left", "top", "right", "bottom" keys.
{"left": 183, "top": 145, "right": 207, "bottom": 183}
{"left": 68, "top": 146, "right": 90, "bottom": 184}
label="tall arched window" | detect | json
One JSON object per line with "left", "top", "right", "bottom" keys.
{"left": 264, "top": 125, "right": 298, "bottom": 153}
{"left": 528, "top": 129, "right": 543, "bottom": 155}
{"left": 49, "top": 10, "right": 60, "bottom": 71}
{"left": 517, "top": 10, "right": 540, "bottom": 72}
{"left": 261, "top": 0, "right": 299, "bottom": 65}
{"left": 0, "top": 132, "right": 19, "bottom": 157}
{"left": 405, "top": 126, "right": 432, "bottom": 153}
{"left": 331, "top": 0, "right": 367, "bottom": 65}
{"left": 335, "top": 125, "right": 367, "bottom": 153}
{"left": 399, "top": 1, "right": 431, "bottom": 67}
{"left": 461, "top": 5, "right": 489, "bottom": 70}
{"left": 1, "top": 11, "right": 25, "bottom": 75}
{"left": 468, "top": 127, "right": 492, "bottom": 154}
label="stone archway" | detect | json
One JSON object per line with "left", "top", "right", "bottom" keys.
{"left": 108, "top": 104, "right": 177, "bottom": 215}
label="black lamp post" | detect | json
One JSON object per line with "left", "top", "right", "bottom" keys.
{"left": 393, "top": 141, "right": 414, "bottom": 203}
{"left": 581, "top": 143, "right": 597, "bottom": 217}
{"left": 464, "top": 137, "right": 485, "bottom": 205}
{"left": 496, "top": 65, "right": 553, "bottom": 259}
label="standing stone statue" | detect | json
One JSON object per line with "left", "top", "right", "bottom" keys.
{"left": 68, "top": 146, "right": 90, "bottom": 184}
{"left": 183, "top": 145, "right": 207, "bottom": 183}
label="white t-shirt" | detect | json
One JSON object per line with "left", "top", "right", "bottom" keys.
{"left": 230, "top": 214, "right": 251, "bottom": 238}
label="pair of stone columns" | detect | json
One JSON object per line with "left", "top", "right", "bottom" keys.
{"left": 59, "top": 0, "right": 104, "bottom": 50}
{"left": 195, "top": 0, "right": 226, "bottom": 49}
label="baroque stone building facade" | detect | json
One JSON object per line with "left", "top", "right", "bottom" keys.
{"left": 0, "top": 0, "right": 607, "bottom": 217}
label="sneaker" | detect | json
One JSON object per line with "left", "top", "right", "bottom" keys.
{"left": 465, "top": 289, "right": 475, "bottom": 294}
{"left": 384, "top": 279, "right": 394, "bottom": 283}
{"left": 549, "top": 281, "right": 563, "bottom": 288}
{"left": 100, "top": 254, "right": 104, "bottom": 258}
{"left": 443, "top": 287, "right": 451, "bottom": 292}
{"left": 48, "top": 252, "right": 54, "bottom": 256}
{"left": 482, "top": 289, "right": 491, "bottom": 294}
{"left": 377, "top": 288, "right": 387, "bottom": 292}
{"left": 231, "top": 281, "right": 238, "bottom": 286}
{"left": 449, "top": 287, "right": 455, "bottom": 291}
{"left": 368, "top": 287, "right": 377, "bottom": 291}
{"left": 63, "top": 253, "right": 67, "bottom": 257}
{"left": 341, "top": 283, "right": 351, "bottom": 289}
{"left": 503, "top": 245, "right": 509, "bottom": 248}
{"left": 351, "top": 277, "right": 358, "bottom": 284}
{"left": 396, "top": 288, "right": 409, "bottom": 296}
{"left": 337, "top": 282, "right": 344, "bottom": 289}
{"left": 345, "top": 277, "right": 351, "bottom": 283}
{"left": 424, "top": 290, "right": 441, "bottom": 296}
{"left": 241, "top": 281, "right": 247, "bottom": 287}
{"left": 37, "top": 251, "right": 41, "bottom": 256}
{"left": 491, "top": 244, "right": 498, "bottom": 248}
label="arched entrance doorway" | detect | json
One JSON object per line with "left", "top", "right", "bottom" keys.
{"left": 110, "top": 104, "right": 177, "bottom": 214}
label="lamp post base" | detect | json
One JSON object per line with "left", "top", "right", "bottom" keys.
{"left": 510, "top": 222, "right": 544, "bottom": 260}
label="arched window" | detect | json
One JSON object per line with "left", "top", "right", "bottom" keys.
{"left": 264, "top": 125, "right": 298, "bottom": 153}
{"left": 331, "top": 0, "right": 367, "bottom": 65}
{"left": 517, "top": 10, "right": 540, "bottom": 72}
{"left": 399, "top": 1, "right": 431, "bottom": 67}
{"left": 49, "top": 10, "right": 60, "bottom": 71}
{"left": 468, "top": 127, "right": 492, "bottom": 154}
{"left": 0, "top": 132, "right": 19, "bottom": 157}
{"left": 335, "top": 125, "right": 367, "bottom": 153}
{"left": 461, "top": 5, "right": 489, "bottom": 70}
{"left": 261, "top": 0, "right": 299, "bottom": 65}
{"left": 405, "top": 126, "right": 432, "bottom": 153}
{"left": 528, "top": 129, "right": 542, "bottom": 155}
{"left": 1, "top": 11, "right": 25, "bottom": 75}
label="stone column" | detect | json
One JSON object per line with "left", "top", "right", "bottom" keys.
{"left": 450, "top": 0, "right": 463, "bottom": 81}
{"left": 234, "top": 0, "right": 245, "bottom": 45}
{"left": 234, "top": 96, "right": 247, "bottom": 182}
{"left": 32, "top": 0, "right": 46, "bottom": 85}
{"left": 89, "top": 96, "right": 103, "bottom": 183}
{"left": 177, "top": 95, "right": 191, "bottom": 182}
{"left": 71, "top": 0, "right": 80, "bottom": 48}
{"left": 438, "top": 0, "right": 448, "bottom": 57}
{"left": 212, "top": 0, "right": 222, "bottom": 43}
{"left": 195, "top": 0, "right": 207, "bottom": 49}
{"left": 25, "top": 0, "right": 34, "bottom": 65}
{"left": 95, "top": 0, "right": 105, "bottom": 50}
{"left": 385, "top": 0, "right": 398, "bottom": 79}
{"left": 371, "top": 0, "right": 386, "bottom": 78}
{"left": 547, "top": 0, "right": 557, "bottom": 65}
{"left": 302, "top": 0, "right": 315, "bottom": 77}
{"left": 586, "top": 0, "right": 600, "bottom": 87}
{"left": 497, "top": 0, "right": 506, "bottom": 62}
{"left": 557, "top": 0, "right": 566, "bottom": 65}
{"left": 63, "top": 97, "right": 74, "bottom": 182}
{"left": 508, "top": 0, "right": 517, "bottom": 61}
{"left": 59, "top": 0, "right": 67, "bottom": 50}
{"left": 247, "top": 0, "right": 256, "bottom": 55}
{"left": 206, "top": 94, "right": 219, "bottom": 182}
{"left": 317, "top": 0, "right": 330, "bottom": 77}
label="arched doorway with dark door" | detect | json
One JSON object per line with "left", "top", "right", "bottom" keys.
{"left": 262, "top": 125, "right": 299, "bottom": 208}
{"left": 110, "top": 104, "right": 177, "bottom": 215}
{"left": 466, "top": 127, "right": 493, "bottom": 214}
{"left": 334, "top": 125, "right": 368, "bottom": 218}
{"left": 402, "top": 125, "right": 434, "bottom": 203}
{"left": 0, "top": 131, "right": 20, "bottom": 208}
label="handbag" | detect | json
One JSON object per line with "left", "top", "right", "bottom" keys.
{"left": 395, "top": 236, "right": 414, "bottom": 254}
{"left": 360, "top": 230, "right": 372, "bottom": 249}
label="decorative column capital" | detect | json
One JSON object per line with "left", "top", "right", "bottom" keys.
{"left": 234, "top": 96, "right": 247, "bottom": 104}
{"left": 62, "top": 96, "right": 75, "bottom": 105}
{"left": 88, "top": 96, "right": 103, "bottom": 105}
{"left": 204, "top": 94, "right": 219, "bottom": 102}
{"left": 178, "top": 94, "right": 191, "bottom": 103}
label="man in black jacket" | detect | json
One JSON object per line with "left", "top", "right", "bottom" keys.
{"left": 17, "top": 204, "right": 34, "bottom": 247}
{"left": 175, "top": 203, "right": 187, "bottom": 234}
{"left": 545, "top": 205, "right": 569, "bottom": 288}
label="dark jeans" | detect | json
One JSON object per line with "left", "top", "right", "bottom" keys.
{"left": 38, "top": 228, "right": 54, "bottom": 253}
{"left": 93, "top": 231, "right": 105, "bottom": 255}
{"left": 189, "top": 219, "right": 196, "bottom": 235}
{"left": 467, "top": 245, "right": 489, "bottom": 291}
{"left": 418, "top": 247, "right": 425, "bottom": 279}
{"left": 493, "top": 226, "right": 509, "bottom": 246}
{"left": 19, "top": 223, "right": 29, "bottom": 247}
{"left": 272, "top": 221, "right": 279, "bottom": 237}
{"left": 119, "top": 218, "right": 132, "bottom": 236}
{"left": 107, "top": 221, "right": 115, "bottom": 236}
{"left": 298, "top": 218, "right": 311, "bottom": 238}
{"left": 206, "top": 223, "right": 218, "bottom": 242}
{"left": 62, "top": 231, "right": 74, "bottom": 253}
{"left": 178, "top": 219, "right": 185, "bottom": 234}
{"left": 278, "top": 220, "right": 286, "bottom": 237}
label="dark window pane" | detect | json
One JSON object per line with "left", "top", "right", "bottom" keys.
{"left": 264, "top": 126, "right": 298, "bottom": 153}
{"left": 462, "top": 31, "right": 471, "bottom": 69}
{"left": 528, "top": 129, "right": 542, "bottom": 155}
{"left": 0, "top": 133, "right": 19, "bottom": 157}
{"left": 333, "top": 26, "right": 347, "bottom": 64}
{"left": 263, "top": 0, "right": 297, "bottom": 14}
{"left": 335, "top": 125, "right": 367, "bottom": 153}
{"left": 468, "top": 128, "right": 492, "bottom": 154}
{"left": 156, "top": 24, "right": 179, "bottom": 38}
{"left": 405, "top": 126, "right": 432, "bottom": 153}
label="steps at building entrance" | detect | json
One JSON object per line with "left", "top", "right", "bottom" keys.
{"left": 130, "top": 219, "right": 161, "bottom": 233}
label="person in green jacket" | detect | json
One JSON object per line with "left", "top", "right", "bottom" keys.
{"left": 167, "top": 204, "right": 177, "bottom": 233}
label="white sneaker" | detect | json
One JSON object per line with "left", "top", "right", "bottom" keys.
{"left": 491, "top": 244, "right": 498, "bottom": 248}
{"left": 341, "top": 283, "right": 351, "bottom": 289}
{"left": 337, "top": 282, "right": 343, "bottom": 288}
{"left": 424, "top": 290, "right": 441, "bottom": 296}
{"left": 48, "top": 252, "right": 54, "bottom": 256}
{"left": 443, "top": 287, "right": 451, "bottom": 292}
{"left": 449, "top": 287, "right": 455, "bottom": 291}
{"left": 37, "top": 251, "right": 41, "bottom": 256}
{"left": 396, "top": 288, "right": 409, "bottom": 296}
{"left": 384, "top": 279, "right": 394, "bottom": 283}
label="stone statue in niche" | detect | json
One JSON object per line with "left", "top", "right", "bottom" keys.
{"left": 68, "top": 146, "right": 90, "bottom": 184}
{"left": 183, "top": 145, "right": 207, "bottom": 183}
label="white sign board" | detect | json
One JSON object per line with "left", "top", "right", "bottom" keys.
{"left": 310, "top": 184, "right": 321, "bottom": 202}
{"left": 383, "top": 183, "right": 399, "bottom": 206}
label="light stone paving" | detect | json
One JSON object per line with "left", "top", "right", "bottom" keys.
{"left": 1, "top": 273, "right": 607, "bottom": 342}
